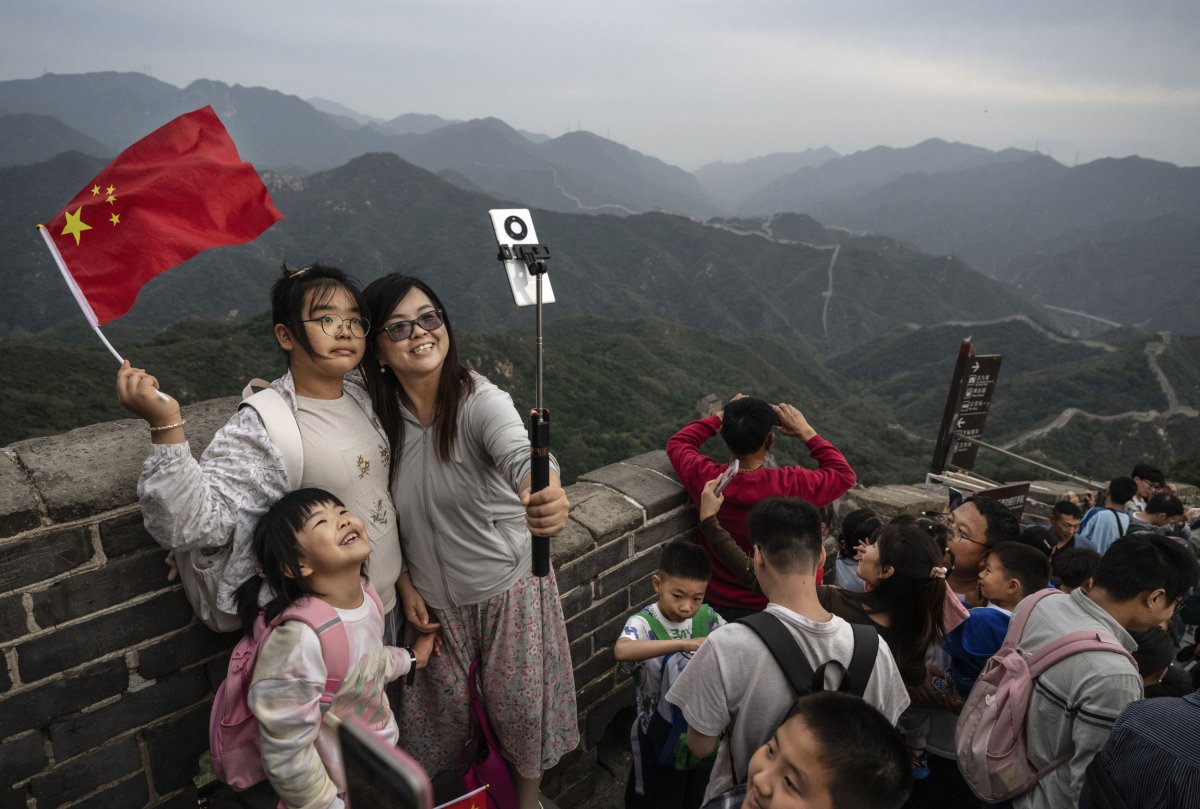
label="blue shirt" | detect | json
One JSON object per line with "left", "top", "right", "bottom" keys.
{"left": 1076, "top": 507, "right": 1130, "bottom": 555}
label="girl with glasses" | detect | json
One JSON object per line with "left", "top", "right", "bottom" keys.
{"left": 116, "top": 265, "right": 409, "bottom": 648}
{"left": 362, "top": 274, "right": 578, "bottom": 809}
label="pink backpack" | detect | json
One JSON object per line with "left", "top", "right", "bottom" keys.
{"left": 955, "top": 588, "right": 1136, "bottom": 802}
{"left": 210, "top": 585, "right": 384, "bottom": 790}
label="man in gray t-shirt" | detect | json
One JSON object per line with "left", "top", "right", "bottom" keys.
{"left": 667, "top": 498, "right": 910, "bottom": 804}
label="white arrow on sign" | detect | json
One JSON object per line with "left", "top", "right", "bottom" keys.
{"left": 972, "top": 361, "right": 980, "bottom": 372}
{"left": 957, "top": 417, "right": 965, "bottom": 427}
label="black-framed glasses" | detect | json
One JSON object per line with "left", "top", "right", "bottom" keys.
{"left": 923, "top": 510, "right": 989, "bottom": 548}
{"left": 381, "top": 309, "right": 444, "bottom": 342}
{"left": 302, "top": 315, "right": 370, "bottom": 338}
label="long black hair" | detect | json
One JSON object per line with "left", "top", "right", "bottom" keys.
{"left": 846, "top": 516, "right": 948, "bottom": 671}
{"left": 361, "top": 274, "right": 473, "bottom": 487}
{"left": 234, "top": 488, "right": 368, "bottom": 635}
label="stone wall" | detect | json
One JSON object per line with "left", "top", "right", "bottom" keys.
{"left": 1, "top": 399, "right": 947, "bottom": 809}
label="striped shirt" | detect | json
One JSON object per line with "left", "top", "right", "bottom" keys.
{"left": 1080, "top": 692, "right": 1200, "bottom": 809}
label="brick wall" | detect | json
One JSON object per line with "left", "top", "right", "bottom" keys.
{"left": 1, "top": 400, "right": 947, "bottom": 808}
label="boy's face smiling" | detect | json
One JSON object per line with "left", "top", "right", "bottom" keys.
{"left": 977, "top": 554, "right": 1015, "bottom": 604}
{"left": 652, "top": 574, "right": 708, "bottom": 623}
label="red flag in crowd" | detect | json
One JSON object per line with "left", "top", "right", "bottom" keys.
{"left": 433, "top": 784, "right": 490, "bottom": 809}
{"left": 39, "top": 105, "right": 283, "bottom": 325}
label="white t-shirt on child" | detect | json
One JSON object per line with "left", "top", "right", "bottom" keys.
{"left": 621, "top": 602, "right": 725, "bottom": 735}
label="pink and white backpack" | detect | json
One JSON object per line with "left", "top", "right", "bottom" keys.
{"left": 209, "top": 584, "right": 384, "bottom": 790}
{"left": 955, "top": 588, "right": 1136, "bottom": 802}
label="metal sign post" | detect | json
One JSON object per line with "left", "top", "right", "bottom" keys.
{"left": 930, "top": 339, "right": 1003, "bottom": 474}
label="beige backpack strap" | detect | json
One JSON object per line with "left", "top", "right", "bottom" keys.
{"left": 239, "top": 382, "right": 303, "bottom": 487}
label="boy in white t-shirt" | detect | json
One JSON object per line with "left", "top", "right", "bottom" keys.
{"left": 615, "top": 540, "right": 725, "bottom": 809}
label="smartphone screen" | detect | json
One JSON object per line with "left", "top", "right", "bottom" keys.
{"left": 715, "top": 459, "right": 740, "bottom": 496}
{"left": 488, "top": 208, "right": 556, "bottom": 307}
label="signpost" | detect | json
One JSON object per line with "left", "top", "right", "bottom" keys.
{"left": 975, "top": 482, "right": 1031, "bottom": 520}
{"left": 930, "top": 339, "right": 1003, "bottom": 473}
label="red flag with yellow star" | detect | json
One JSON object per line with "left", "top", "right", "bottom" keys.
{"left": 433, "top": 785, "right": 490, "bottom": 809}
{"left": 39, "top": 105, "right": 282, "bottom": 325}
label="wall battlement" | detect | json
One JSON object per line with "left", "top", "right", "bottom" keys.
{"left": 1, "top": 398, "right": 948, "bottom": 808}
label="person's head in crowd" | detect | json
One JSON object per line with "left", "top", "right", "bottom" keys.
{"left": 720, "top": 396, "right": 776, "bottom": 459}
{"left": 853, "top": 517, "right": 948, "bottom": 653}
{"left": 1014, "top": 525, "right": 1054, "bottom": 557}
{"left": 741, "top": 691, "right": 911, "bottom": 809}
{"left": 1105, "top": 477, "right": 1137, "bottom": 509}
{"left": 1142, "top": 492, "right": 1185, "bottom": 526}
{"left": 978, "top": 542, "right": 1050, "bottom": 610}
{"left": 945, "top": 496, "right": 1020, "bottom": 580}
{"left": 1048, "top": 500, "right": 1082, "bottom": 547}
{"left": 1130, "top": 626, "right": 1176, "bottom": 688}
{"left": 817, "top": 503, "right": 835, "bottom": 544}
{"left": 836, "top": 508, "right": 883, "bottom": 560}
{"left": 651, "top": 539, "right": 712, "bottom": 624}
{"left": 749, "top": 497, "right": 825, "bottom": 587}
{"left": 1051, "top": 547, "right": 1101, "bottom": 594}
{"left": 1089, "top": 532, "right": 1200, "bottom": 632}
{"left": 1130, "top": 463, "right": 1165, "bottom": 502}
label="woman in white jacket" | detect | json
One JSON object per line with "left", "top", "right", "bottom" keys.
{"left": 363, "top": 273, "right": 578, "bottom": 809}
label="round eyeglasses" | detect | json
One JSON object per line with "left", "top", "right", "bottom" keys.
{"left": 302, "top": 315, "right": 370, "bottom": 339}
{"left": 381, "top": 310, "right": 445, "bottom": 342}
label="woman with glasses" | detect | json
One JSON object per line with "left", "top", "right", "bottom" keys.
{"left": 362, "top": 274, "right": 577, "bottom": 809}
{"left": 116, "top": 264, "right": 408, "bottom": 645}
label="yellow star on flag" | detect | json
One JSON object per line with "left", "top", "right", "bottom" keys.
{"left": 106, "top": 194, "right": 117, "bottom": 204}
{"left": 110, "top": 213, "right": 120, "bottom": 226}
{"left": 91, "top": 185, "right": 101, "bottom": 196}
{"left": 61, "top": 207, "right": 92, "bottom": 246}
{"left": 106, "top": 184, "right": 115, "bottom": 194}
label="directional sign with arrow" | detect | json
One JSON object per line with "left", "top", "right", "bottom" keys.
{"left": 930, "top": 340, "right": 1003, "bottom": 473}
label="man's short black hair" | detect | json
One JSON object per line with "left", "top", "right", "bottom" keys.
{"left": 1131, "top": 463, "right": 1165, "bottom": 485}
{"left": 1145, "top": 492, "right": 1184, "bottom": 517}
{"left": 1050, "top": 547, "right": 1101, "bottom": 590}
{"left": 658, "top": 539, "right": 712, "bottom": 582}
{"left": 784, "top": 691, "right": 911, "bottom": 809}
{"left": 1093, "top": 532, "right": 1200, "bottom": 602}
{"left": 1012, "top": 525, "right": 1053, "bottom": 557}
{"left": 720, "top": 397, "right": 776, "bottom": 456}
{"left": 1108, "top": 477, "right": 1137, "bottom": 506}
{"left": 1052, "top": 500, "right": 1082, "bottom": 519}
{"left": 988, "top": 542, "right": 1051, "bottom": 599}
{"left": 965, "top": 495, "right": 1021, "bottom": 545}
{"left": 1130, "top": 627, "right": 1175, "bottom": 676}
{"left": 748, "top": 497, "right": 823, "bottom": 574}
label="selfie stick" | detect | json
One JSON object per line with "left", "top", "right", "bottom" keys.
{"left": 514, "top": 242, "right": 553, "bottom": 577}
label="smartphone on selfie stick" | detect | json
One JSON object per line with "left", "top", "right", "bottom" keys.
{"left": 489, "top": 209, "right": 556, "bottom": 577}
{"left": 715, "top": 459, "right": 740, "bottom": 496}
{"left": 338, "top": 716, "right": 432, "bottom": 809}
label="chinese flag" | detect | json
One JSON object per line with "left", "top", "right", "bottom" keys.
{"left": 41, "top": 105, "right": 283, "bottom": 324}
{"left": 433, "top": 785, "right": 490, "bottom": 809}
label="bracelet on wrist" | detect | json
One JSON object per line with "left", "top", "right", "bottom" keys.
{"left": 149, "top": 419, "right": 186, "bottom": 433}
{"left": 405, "top": 646, "right": 418, "bottom": 685}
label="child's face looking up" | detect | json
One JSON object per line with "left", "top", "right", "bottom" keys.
{"left": 296, "top": 501, "right": 371, "bottom": 577}
{"left": 743, "top": 716, "right": 834, "bottom": 809}
{"left": 652, "top": 574, "right": 708, "bottom": 623}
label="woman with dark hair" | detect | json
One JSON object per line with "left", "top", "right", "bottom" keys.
{"left": 361, "top": 274, "right": 577, "bottom": 808}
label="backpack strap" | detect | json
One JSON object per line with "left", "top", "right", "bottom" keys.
{"left": 639, "top": 607, "right": 672, "bottom": 642}
{"left": 1000, "top": 586, "right": 1063, "bottom": 649}
{"left": 1026, "top": 630, "right": 1136, "bottom": 676}
{"left": 736, "top": 611, "right": 817, "bottom": 696}
{"left": 841, "top": 623, "right": 878, "bottom": 698}
{"left": 691, "top": 604, "right": 715, "bottom": 640}
{"left": 1107, "top": 508, "right": 1127, "bottom": 538}
{"left": 240, "top": 380, "right": 303, "bottom": 488}
{"left": 272, "top": 597, "right": 352, "bottom": 714}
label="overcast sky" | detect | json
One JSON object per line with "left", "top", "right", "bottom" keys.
{"left": 6, "top": 1, "right": 1199, "bottom": 169}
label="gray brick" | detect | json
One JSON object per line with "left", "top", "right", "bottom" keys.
{"left": 630, "top": 574, "right": 656, "bottom": 606}
{"left": 152, "top": 784, "right": 199, "bottom": 809}
{"left": 596, "top": 548, "right": 661, "bottom": 600}
{"left": 569, "top": 635, "right": 591, "bottom": 669}
{"left": 0, "top": 593, "right": 27, "bottom": 642}
{"left": 549, "top": 517, "right": 594, "bottom": 569}
{"left": 0, "top": 786, "right": 29, "bottom": 809}
{"left": 595, "top": 613, "right": 633, "bottom": 651}
{"left": 32, "top": 548, "right": 173, "bottom": 627}
{"left": 0, "top": 527, "right": 92, "bottom": 594}
{"left": 557, "top": 537, "right": 629, "bottom": 595}
{"left": 584, "top": 684, "right": 634, "bottom": 748}
{"left": 624, "top": 450, "right": 677, "bottom": 479}
{"left": 0, "top": 659, "right": 9, "bottom": 693}
{"left": 70, "top": 773, "right": 150, "bottom": 809}
{"left": 137, "top": 623, "right": 238, "bottom": 680}
{"left": 565, "top": 589, "right": 629, "bottom": 642}
{"left": 145, "top": 703, "right": 211, "bottom": 793}
{"left": 0, "top": 730, "right": 46, "bottom": 784}
{"left": 568, "top": 483, "right": 643, "bottom": 544}
{"left": 558, "top": 584, "right": 593, "bottom": 621}
{"left": 573, "top": 647, "right": 616, "bottom": 689}
{"left": 29, "top": 736, "right": 140, "bottom": 807}
{"left": 99, "top": 512, "right": 157, "bottom": 557}
{"left": 576, "top": 670, "right": 615, "bottom": 710}
{"left": 49, "top": 668, "right": 210, "bottom": 760}
{"left": 0, "top": 452, "right": 40, "bottom": 537}
{"left": 578, "top": 462, "right": 686, "bottom": 519}
{"left": 632, "top": 509, "right": 695, "bottom": 553}
{"left": 0, "top": 658, "right": 127, "bottom": 739}
{"left": 17, "top": 591, "right": 193, "bottom": 682}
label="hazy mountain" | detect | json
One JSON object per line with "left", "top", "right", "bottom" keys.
{"left": 305, "top": 96, "right": 384, "bottom": 126}
{"left": 0, "top": 113, "right": 111, "bottom": 167}
{"left": 0, "top": 149, "right": 1041, "bottom": 348}
{"left": 694, "top": 148, "right": 840, "bottom": 209}
{"left": 706, "top": 213, "right": 843, "bottom": 245}
{"left": 374, "top": 112, "right": 462, "bottom": 135}
{"left": 740, "top": 138, "right": 1035, "bottom": 214}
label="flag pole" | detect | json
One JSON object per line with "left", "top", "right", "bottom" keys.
{"left": 37, "top": 224, "right": 125, "bottom": 364}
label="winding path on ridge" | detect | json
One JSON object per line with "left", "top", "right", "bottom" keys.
{"left": 1002, "top": 333, "right": 1198, "bottom": 450}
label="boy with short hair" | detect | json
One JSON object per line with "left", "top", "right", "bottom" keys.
{"left": 1051, "top": 546, "right": 1101, "bottom": 593}
{"left": 615, "top": 539, "right": 725, "bottom": 809}
{"left": 943, "top": 542, "right": 1051, "bottom": 698}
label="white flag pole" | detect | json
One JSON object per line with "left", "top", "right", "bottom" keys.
{"left": 37, "top": 224, "right": 125, "bottom": 364}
